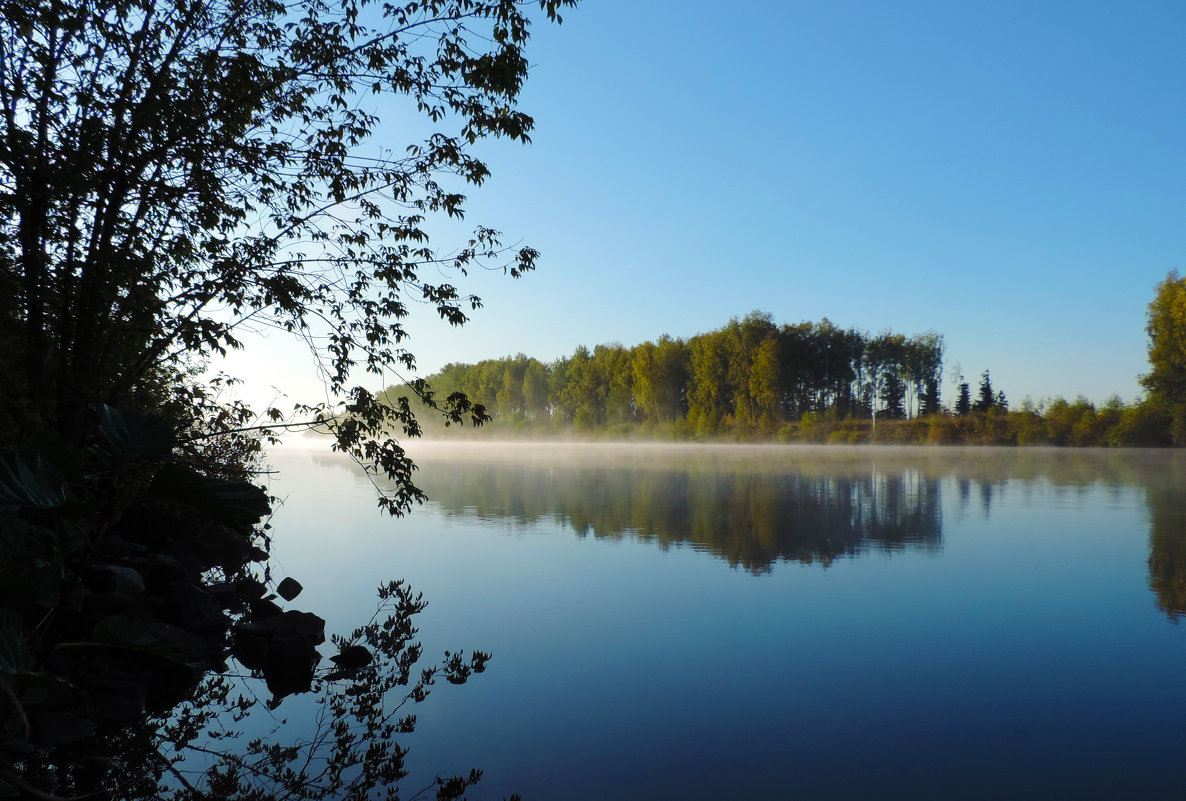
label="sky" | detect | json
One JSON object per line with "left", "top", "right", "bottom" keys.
{"left": 218, "top": 0, "right": 1186, "bottom": 411}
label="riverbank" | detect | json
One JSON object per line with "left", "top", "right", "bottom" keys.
{"left": 399, "top": 401, "right": 1175, "bottom": 448}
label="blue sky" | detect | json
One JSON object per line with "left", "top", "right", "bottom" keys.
{"left": 220, "top": 0, "right": 1185, "bottom": 410}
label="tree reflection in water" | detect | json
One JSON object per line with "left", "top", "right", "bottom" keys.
{"left": 313, "top": 443, "right": 1186, "bottom": 612}
{"left": 1147, "top": 457, "right": 1186, "bottom": 619}
{"left": 408, "top": 461, "right": 941, "bottom": 573}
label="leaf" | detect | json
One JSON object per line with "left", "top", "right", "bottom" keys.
{"left": 328, "top": 644, "right": 371, "bottom": 670}
{"left": 89, "top": 618, "right": 202, "bottom": 664}
{"left": 97, "top": 404, "right": 176, "bottom": 460}
{"left": 0, "top": 446, "right": 66, "bottom": 510}
{"left": 152, "top": 466, "right": 270, "bottom": 524}
{"left": 14, "top": 673, "right": 76, "bottom": 708}
{"left": 151, "top": 463, "right": 222, "bottom": 511}
{"left": 207, "top": 480, "right": 271, "bottom": 524}
{"left": 276, "top": 577, "right": 302, "bottom": 601}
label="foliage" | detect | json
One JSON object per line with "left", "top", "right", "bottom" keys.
{"left": 0, "top": 407, "right": 500, "bottom": 800}
{"left": 954, "top": 381, "right": 972, "bottom": 416}
{"left": 632, "top": 336, "right": 687, "bottom": 425}
{"left": 2, "top": 0, "right": 575, "bottom": 797}
{"left": 0, "top": 406, "right": 282, "bottom": 797}
{"left": 391, "top": 301, "right": 1186, "bottom": 447}
{"left": 2, "top": 0, "right": 575, "bottom": 511}
{"left": 973, "top": 371, "right": 995, "bottom": 413}
{"left": 406, "top": 313, "right": 946, "bottom": 439}
{"left": 1142, "top": 271, "right": 1186, "bottom": 443}
{"left": 169, "top": 581, "right": 497, "bottom": 801}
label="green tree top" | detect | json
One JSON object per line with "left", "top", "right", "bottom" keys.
{"left": 1141, "top": 271, "right": 1186, "bottom": 443}
{"left": 1143, "top": 271, "right": 1186, "bottom": 406}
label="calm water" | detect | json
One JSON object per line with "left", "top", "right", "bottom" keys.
{"left": 264, "top": 443, "right": 1186, "bottom": 800}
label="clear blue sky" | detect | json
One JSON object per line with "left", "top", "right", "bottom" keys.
{"left": 220, "top": 0, "right": 1185, "bottom": 410}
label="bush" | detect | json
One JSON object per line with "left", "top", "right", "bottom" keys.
{"left": 1012, "top": 410, "right": 1050, "bottom": 446}
{"left": 1108, "top": 403, "right": 1174, "bottom": 446}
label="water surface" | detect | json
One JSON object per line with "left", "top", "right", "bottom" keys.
{"left": 265, "top": 443, "right": 1186, "bottom": 800}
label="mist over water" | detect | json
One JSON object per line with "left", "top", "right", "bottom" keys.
{"left": 407, "top": 451, "right": 943, "bottom": 572}
{"left": 267, "top": 444, "right": 1186, "bottom": 800}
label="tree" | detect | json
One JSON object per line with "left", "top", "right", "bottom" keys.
{"left": 864, "top": 332, "right": 905, "bottom": 426}
{"left": 1, "top": 0, "right": 575, "bottom": 797}
{"left": 522, "top": 359, "right": 550, "bottom": 421}
{"left": 1, "top": 0, "right": 575, "bottom": 511}
{"left": 687, "top": 330, "right": 732, "bottom": 435}
{"left": 548, "top": 354, "right": 575, "bottom": 423}
{"left": 777, "top": 322, "right": 814, "bottom": 419}
{"left": 974, "top": 371, "right": 995, "bottom": 412}
{"left": 810, "top": 319, "right": 862, "bottom": 416}
{"left": 726, "top": 312, "right": 777, "bottom": 427}
{"left": 910, "top": 332, "right": 944, "bottom": 416}
{"left": 1142, "top": 271, "right": 1186, "bottom": 442}
{"left": 955, "top": 381, "right": 972, "bottom": 415}
{"left": 880, "top": 371, "right": 906, "bottom": 420}
{"left": 593, "top": 344, "right": 635, "bottom": 425}
{"left": 497, "top": 365, "right": 525, "bottom": 420}
{"left": 632, "top": 335, "right": 687, "bottom": 424}
{"left": 749, "top": 336, "right": 781, "bottom": 428}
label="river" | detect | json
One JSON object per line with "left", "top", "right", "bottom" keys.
{"left": 261, "top": 443, "right": 1186, "bottom": 800}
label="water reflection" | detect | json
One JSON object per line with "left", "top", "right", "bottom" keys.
{"left": 270, "top": 444, "right": 1186, "bottom": 799}
{"left": 304, "top": 443, "right": 1186, "bottom": 613}
{"left": 420, "top": 464, "right": 940, "bottom": 572}
{"left": 307, "top": 447, "right": 942, "bottom": 572}
{"left": 1148, "top": 470, "right": 1186, "bottom": 620}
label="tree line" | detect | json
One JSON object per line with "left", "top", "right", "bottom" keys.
{"left": 390, "top": 280, "right": 1186, "bottom": 447}
{"left": 398, "top": 312, "right": 949, "bottom": 437}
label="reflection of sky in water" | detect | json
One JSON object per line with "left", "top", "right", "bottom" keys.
{"left": 259, "top": 444, "right": 1186, "bottom": 801}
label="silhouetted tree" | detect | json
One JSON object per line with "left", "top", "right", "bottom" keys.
{"left": 921, "top": 376, "right": 942, "bottom": 416}
{"left": 974, "top": 371, "right": 995, "bottom": 412}
{"left": 0, "top": 0, "right": 575, "bottom": 797}
{"left": 0, "top": 0, "right": 575, "bottom": 509}
{"left": 955, "top": 381, "right": 973, "bottom": 415}
{"left": 881, "top": 372, "right": 907, "bottom": 419}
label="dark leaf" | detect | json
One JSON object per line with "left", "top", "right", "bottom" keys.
{"left": 207, "top": 480, "right": 271, "bottom": 524}
{"left": 328, "top": 644, "right": 372, "bottom": 670}
{"left": 97, "top": 405, "right": 176, "bottom": 460}
{"left": 276, "top": 577, "right": 303, "bottom": 601}
{"left": 0, "top": 446, "right": 66, "bottom": 510}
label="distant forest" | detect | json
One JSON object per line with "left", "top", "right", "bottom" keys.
{"left": 386, "top": 311, "right": 1175, "bottom": 447}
